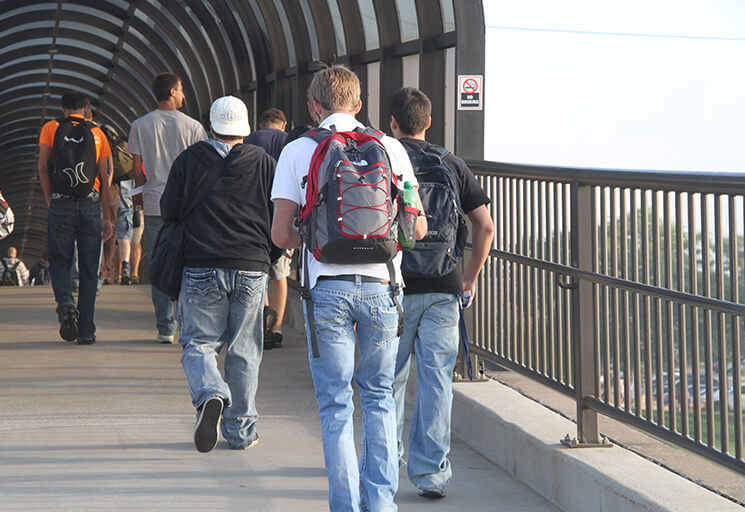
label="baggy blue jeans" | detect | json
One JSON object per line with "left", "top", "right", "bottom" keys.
{"left": 178, "top": 267, "right": 267, "bottom": 449}
{"left": 47, "top": 196, "right": 102, "bottom": 339}
{"left": 392, "top": 293, "right": 460, "bottom": 492}
{"left": 305, "top": 277, "right": 401, "bottom": 512}
{"left": 143, "top": 215, "right": 177, "bottom": 336}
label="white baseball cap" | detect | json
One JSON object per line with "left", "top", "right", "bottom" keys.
{"left": 209, "top": 96, "right": 251, "bottom": 137}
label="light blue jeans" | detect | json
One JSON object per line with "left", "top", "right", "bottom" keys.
{"left": 392, "top": 293, "right": 459, "bottom": 492}
{"left": 178, "top": 267, "right": 267, "bottom": 449}
{"left": 305, "top": 276, "right": 401, "bottom": 512}
{"left": 143, "top": 215, "right": 177, "bottom": 336}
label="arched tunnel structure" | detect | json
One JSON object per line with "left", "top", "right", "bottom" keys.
{"left": 0, "top": 0, "right": 485, "bottom": 262}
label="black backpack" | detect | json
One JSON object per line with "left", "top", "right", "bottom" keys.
{"left": 401, "top": 144, "right": 468, "bottom": 278}
{"left": 30, "top": 261, "right": 50, "bottom": 285}
{"left": 0, "top": 259, "right": 20, "bottom": 286}
{"left": 49, "top": 117, "right": 98, "bottom": 196}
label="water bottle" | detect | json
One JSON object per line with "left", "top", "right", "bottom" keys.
{"left": 398, "top": 181, "right": 418, "bottom": 249}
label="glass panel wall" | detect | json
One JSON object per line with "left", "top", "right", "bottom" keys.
{"left": 358, "top": 0, "right": 380, "bottom": 51}
{"left": 441, "top": 0, "right": 456, "bottom": 32}
{"left": 366, "top": 61, "right": 380, "bottom": 128}
{"left": 326, "top": 0, "right": 347, "bottom": 56}
{"left": 402, "top": 53, "right": 419, "bottom": 89}
{"left": 395, "top": 0, "right": 419, "bottom": 42}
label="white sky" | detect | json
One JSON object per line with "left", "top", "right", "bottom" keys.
{"left": 483, "top": 0, "right": 745, "bottom": 171}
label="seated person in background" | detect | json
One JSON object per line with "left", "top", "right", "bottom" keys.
{"left": 1, "top": 246, "right": 30, "bottom": 286}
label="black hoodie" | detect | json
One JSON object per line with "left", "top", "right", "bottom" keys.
{"left": 160, "top": 140, "right": 275, "bottom": 272}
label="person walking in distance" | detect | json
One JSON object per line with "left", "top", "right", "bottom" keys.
{"left": 272, "top": 66, "right": 427, "bottom": 512}
{"left": 244, "top": 108, "right": 291, "bottom": 350}
{"left": 389, "top": 87, "right": 495, "bottom": 498}
{"left": 129, "top": 72, "right": 207, "bottom": 343}
{"left": 244, "top": 107, "right": 287, "bottom": 160}
{"left": 160, "top": 96, "right": 275, "bottom": 452}
{"left": 37, "top": 92, "right": 114, "bottom": 344}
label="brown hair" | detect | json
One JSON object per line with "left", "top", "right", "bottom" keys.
{"left": 307, "top": 65, "right": 360, "bottom": 113}
{"left": 152, "top": 73, "right": 181, "bottom": 102}
{"left": 390, "top": 87, "right": 431, "bottom": 135}
{"left": 260, "top": 108, "right": 286, "bottom": 127}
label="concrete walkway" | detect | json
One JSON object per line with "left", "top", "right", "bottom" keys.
{"left": 0, "top": 285, "right": 558, "bottom": 511}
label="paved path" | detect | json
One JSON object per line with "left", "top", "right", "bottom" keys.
{"left": 0, "top": 285, "right": 558, "bottom": 511}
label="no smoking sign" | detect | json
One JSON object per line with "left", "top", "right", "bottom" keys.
{"left": 458, "top": 75, "right": 483, "bottom": 110}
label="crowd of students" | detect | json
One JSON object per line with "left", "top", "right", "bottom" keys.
{"left": 29, "top": 65, "right": 494, "bottom": 511}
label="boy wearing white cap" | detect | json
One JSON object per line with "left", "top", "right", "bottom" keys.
{"left": 160, "top": 96, "right": 276, "bottom": 453}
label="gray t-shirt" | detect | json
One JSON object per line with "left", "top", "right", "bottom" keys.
{"left": 129, "top": 109, "right": 207, "bottom": 216}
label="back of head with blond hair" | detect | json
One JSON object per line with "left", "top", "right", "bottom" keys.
{"left": 308, "top": 65, "right": 361, "bottom": 113}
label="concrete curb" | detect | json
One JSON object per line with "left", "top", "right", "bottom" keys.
{"left": 451, "top": 379, "right": 742, "bottom": 512}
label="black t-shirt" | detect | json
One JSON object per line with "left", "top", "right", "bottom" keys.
{"left": 399, "top": 138, "right": 490, "bottom": 296}
{"left": 244, "top": 128, "right": 288, "bottom": 160}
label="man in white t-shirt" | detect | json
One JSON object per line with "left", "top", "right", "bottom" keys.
{"left": 271, "top": 66, "right": 427, "bottom": 512}
{"left": 129, "top": 72, "right": 207, "bottom": 344}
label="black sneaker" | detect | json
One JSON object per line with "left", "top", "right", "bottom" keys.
{"left": 57, "top": 304, "right": 79, "bottom": 342}
{"left": 417, "top": 487, "right": 446, "bottom": 499}
{"left": 265, "top": 331, "right": 283, "bottom": 349}
{"left": 77, "top": 336, "right": 96, "bottom": 345}
{"left": 120, "top": 271, "right": 130, "bottom": 285}
{"left": 194, "top": 397, "right": 223, "bottom": 453}
{"left": 263, "top": 335, "right": 274, "bottom": 350}
{"left": 263, "top": 306, "right": 278, "bottom": 335}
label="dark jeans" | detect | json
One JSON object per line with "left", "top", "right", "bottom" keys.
{"left": 48, "top": 197, "right": 102, "bottom": 339}
{"left": 143, "top": 215, "right": 177, "bottom": 336}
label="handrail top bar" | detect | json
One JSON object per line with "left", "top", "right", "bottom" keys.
{"left": 466, "top": 160, "right": 745, "bottom": 194}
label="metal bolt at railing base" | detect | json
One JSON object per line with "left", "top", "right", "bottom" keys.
{"left": 561, "top": 434, "right": 577, "bottom": 447}
{"left": 561, "top": 433, "right": 613, "bottom": 448}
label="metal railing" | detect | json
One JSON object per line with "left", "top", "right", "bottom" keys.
{"left": 464, "top": 160, "right": 745, "bottom": 474}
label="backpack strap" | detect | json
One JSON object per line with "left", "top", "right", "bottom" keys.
{"left": 301, "top": 248, "right": 321, "bottom": 358}
{"left": 354, "top": 126, "right": 385, "bottom": 140}
{"left": 459, "top": 309, "right": 474, "bottom": 380}
{"left": 55, "top": 116, "right": 95, "bottom": 130}
{"left": 386, "top": 259, "right": 404, "bottom": 337}
{"left": 302, "top": 127, "right": 332, "bottom": 144}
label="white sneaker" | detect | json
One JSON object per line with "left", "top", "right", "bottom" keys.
{"left": 230, "top": 434, "right": 259, "bottom": 451}
{"left": 157, "top": 333, "right": 175, "bottom": 344}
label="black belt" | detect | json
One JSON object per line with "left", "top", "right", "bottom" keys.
{"left": 317, "top": 274, "right": 391, "bottom": 285}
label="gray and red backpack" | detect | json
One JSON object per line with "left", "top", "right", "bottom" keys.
{"left": 299, "top": 126, "right": 403, "bottom": 357}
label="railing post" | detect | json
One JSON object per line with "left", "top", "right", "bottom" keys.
{"left": 563, "top": 182, "right": 610, "bottom": 448}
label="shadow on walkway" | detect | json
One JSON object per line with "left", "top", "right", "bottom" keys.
{"left": 0, "top": 286, "right": 557, "bottom": 511}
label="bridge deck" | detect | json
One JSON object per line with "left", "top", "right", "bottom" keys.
{"left": 0, "top": 285, "right": 558, "bottom": 511}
